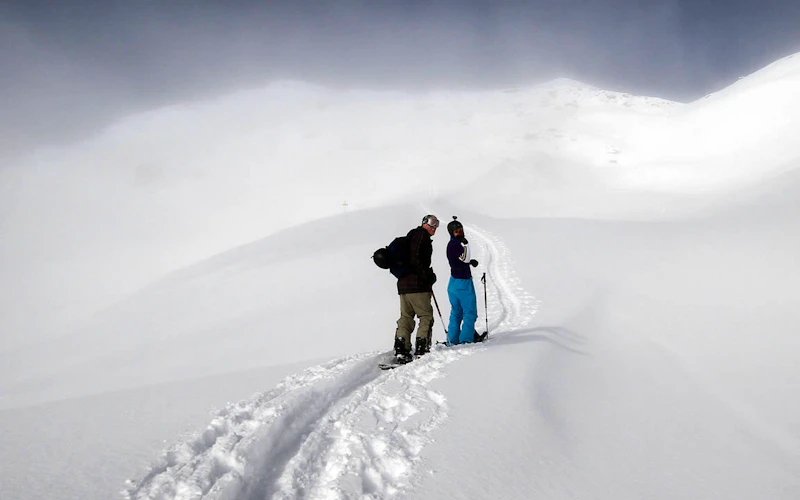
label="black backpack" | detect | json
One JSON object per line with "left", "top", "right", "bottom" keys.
{"left": 372, "top": 236, "right": 411, "bottom": 279}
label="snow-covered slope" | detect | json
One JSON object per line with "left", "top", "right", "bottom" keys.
{"left": 3, "top": 53, "right": 800, "bottom": 500}
{"left": 0, "top": 207, "right": 418, "bottom": 408}
{"left": 620, "top": 52, "right": 800, "bottom": 191}
{"left": 0, "top": 77, "right": 679, "bottom": 350}
{"left": 120, "top": 197, "right": 800, "bottom": 499}
{"left": 119, "top": 220, "right": 535, "bottom": 499}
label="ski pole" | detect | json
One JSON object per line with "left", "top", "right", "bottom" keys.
{"left": 431, "top": 290, "right": 448, "bottom": 336}
{"left": 481, "top": 272, "right": 489, "bottom": 336}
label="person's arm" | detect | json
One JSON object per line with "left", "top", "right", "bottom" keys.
{"left": 451, "top": 238, "right": 479, "bottom": 268}
{"left": 408, "top": 229, "right": 429, "bottom": 274}
{"left": 446, "top": 240, "right": 461, "bottom": 267}
{"left": 457, "top": 241, "right": 471, "bottom": 263}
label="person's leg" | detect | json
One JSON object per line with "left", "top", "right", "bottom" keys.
{"left": 447, "top": 277, "right": 463, "bottom": 345}
{"left": 458, "top": 280, "right": 479, "bottom": 344}
{"left": 407, "top": 292, "right": 433, "bottom": 352}
{"left": 395, "top": 294, "right": 415, "bottom": 352}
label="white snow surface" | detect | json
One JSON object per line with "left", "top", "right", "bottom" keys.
{"left": 119, "top": 222, "right": 535, "bottom": 500}
{"left": 2, "top": 53, "right": 800, "bottom": 499}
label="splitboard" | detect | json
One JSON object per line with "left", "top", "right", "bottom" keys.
{"left": 380, "top": 332, "right": 489, "bottom": 370}
{"left": 378, "top": 356, "right": 415, "bottom": 370}
{"left": 378, "top": 361, "right": 409, "bottom": 370}
{"left": 433, "top": 331, "right": 489, "bottom": 347}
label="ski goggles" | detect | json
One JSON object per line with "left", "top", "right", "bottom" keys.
{"left": 422, "top": 215, "right": 439, "bottom": 228}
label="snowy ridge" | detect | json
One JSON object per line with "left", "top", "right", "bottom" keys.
{"left": 529, "top": 78, "right": 681, "bottom": 113}
{"left": 123, "top": 226, "right": 535, "bottom": 499}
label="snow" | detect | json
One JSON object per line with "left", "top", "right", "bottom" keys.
{"left": 2, "top": 52, "right": 800, "bottom": 499}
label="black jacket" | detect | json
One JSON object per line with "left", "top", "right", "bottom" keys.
{"left": 396, "top": 226, "right": 434, "bottom": 295}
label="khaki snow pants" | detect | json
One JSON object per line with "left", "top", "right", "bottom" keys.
{"left": 395, "top": 292, "right": 434, "bottom": 351}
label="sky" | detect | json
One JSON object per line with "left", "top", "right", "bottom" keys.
{"left": 3, "top": 0, "right": 800, "bottom": 158}
{"left": 1, "top": 50, "right": 799, "bottom": 499}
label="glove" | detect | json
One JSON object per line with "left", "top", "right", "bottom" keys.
{"left": 469, "top": 259, "right": 479, "bottom": 267}
{"left": 429, "top": 271, "right": 437, "bottom": 285}
{"left": 458, "top": 236, "right": 469, "bottom": 244}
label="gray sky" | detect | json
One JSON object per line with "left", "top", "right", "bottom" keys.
{"left": 2, "top": 0, "right": 800, "bottom": 158}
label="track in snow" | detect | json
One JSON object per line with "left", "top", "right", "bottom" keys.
{"left": 123, "top": 226, "right": 535, "bottom": 500}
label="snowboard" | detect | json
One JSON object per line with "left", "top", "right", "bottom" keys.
{"left": 378, "top": 361, "right": 406, "bottom": 370}
{"left": 378, "top": 350, "right": 420, "bottom": 370}
{"left": 434, "top": 331, "right": 489, "bottom": 347}
{"left": 379, "top": 357, "right": 414, "bottom": 370}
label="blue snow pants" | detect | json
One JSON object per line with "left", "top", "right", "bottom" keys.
{"left": 447, "top": 276, "right": 478, "bottom": 345}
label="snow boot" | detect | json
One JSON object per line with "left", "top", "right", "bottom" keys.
{"left": 474, "top": 331, "right": 488, "bottom": 343}
{"left": 394, "top": 337, "right": 414, "bottom": 364}
{"left": 414, "top": 337, "right": 430, "bottom": 356}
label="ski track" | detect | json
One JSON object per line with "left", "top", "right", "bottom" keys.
{"left": 123, "top": 227, "right": 536, "bottom": 500}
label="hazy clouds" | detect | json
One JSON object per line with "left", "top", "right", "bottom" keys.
{"left": 2, "top": 0, "right": 800, "bottom": 157}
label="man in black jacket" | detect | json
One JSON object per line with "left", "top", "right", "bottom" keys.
{"left": 394, "top": 214, "right": 439, "bottom": 363}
